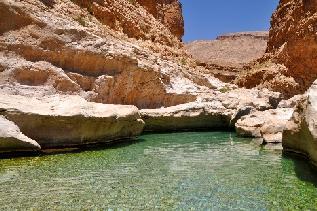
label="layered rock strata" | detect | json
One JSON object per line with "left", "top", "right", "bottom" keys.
{"left": 0, "top": 0, "right": 214, "bottom": 110}
{"left": 186, "top": 32, "right": 268, "bottom": 82}
{"left": 0, "top": 0, "right": 310, "bottom": 157}
{"left": 0, "top": 93, "right": 144, "bottom": 149}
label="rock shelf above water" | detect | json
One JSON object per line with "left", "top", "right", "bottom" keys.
{"left": 0, "top": 93, "right": 144, "bottom": 150}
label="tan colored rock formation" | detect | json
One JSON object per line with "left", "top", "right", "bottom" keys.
{"left": 236, "top": 108, "right": 294, "bottom": 146}
{"left": 267, "top": 0, "right": 317, "bottom": 92}
{"left": 283, "top": 80, "right": 317, "bottom": 167}
{"left": 141, "top": 102, "right": 231, "bottom": 131}
{"left": 68, "top": 0, "right": 182, "bottom": 46}
{"left": 0, "top": 93, "right": 144, "bottom": 148}
{"left": 0, "top": 0, "right": 214, "bottom": 109}
{"left": 136, "top": 0, "right": 184, "bottom": 40}
{"left": 0, "top": 116, "right": 41, "bottom": 152}
{"left": 186, "top": 32, "right": 268, "bottom": 82}
{"left": 237, "top": 0, "right": 317, "bottom": 98}
{"left": 141, "top": 88, "right": 282, "bottom": 132}
{"left": 0, "top": 0, "right": 290, "bottom": 154}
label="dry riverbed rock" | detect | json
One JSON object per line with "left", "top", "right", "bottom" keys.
{"left": 0, "top": 93, "right": 144, "bottom": 149}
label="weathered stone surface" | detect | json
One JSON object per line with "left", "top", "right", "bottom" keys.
{"left": 141, "top": 102, "right": 231, "bottom": 131}
{"left": 236, "top": 0, "right": 317, "bottom": 97}
{"left": 141, "top": 88, "right": 282, "bottom": 132}
{"left": 236, "top": 108, "right": 294, "bottom": 145}
{"left": 0, "top": 0, "right": 300, "bottom": 156}
{"left": 0, "top": 93, "right": 145, "bottom": 148}
{"left": 0, "top": 116, "right": 41, "bottom": 152}
{"left": 70, "top": 0, "right": 182, "bottom": 46}
{"left": 278, "top": 95, "right": 302, "bottom": 108}
{"left": 186, "top": 32, "right": 268, "bottom": 69}
{"left": 136, "top": 0, "right": 184, "bottom": 40}
{"left": 0, "top": 0, "right": 219, "bottom": 109}
{"left": 283, "top": 80, "right": 317, "bottom": 167}
{"left": 186, "top": 32, "right": 268, "bottom": 83}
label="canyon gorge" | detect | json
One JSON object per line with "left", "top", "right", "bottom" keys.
{"left": 0, "top": 0, "right": 317, "bottom": 175}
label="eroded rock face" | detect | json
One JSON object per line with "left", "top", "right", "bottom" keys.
{"left": 186, "top": 32, "right": 268, "bottom": 69}
{"left": 0, "top": 93, "right": 144, "bottom": 148}
{"left": 70, "top": 0, "right": 182, "bottom": 46}
{"left": 236, "top": 108, "right": 294, "bottom": 146}
{"left": 237, "top": 0, "right": 317, "bottom": 97}
{"left": 141, "top": 102, "right": 231, "bottom": 131}
{"left": 267, "top": 0, "right": 317, "bottom": 90}
{"left": 0, "top": 0, "right": 290, "bottom": 154}
{"left": 0, "top": 116, "right": 41, "bottom": 152}
{"left": 186, "top": 32, "right": 268, "bottom": 82}
{"left": 141, "top": 88, "right": 282, "bottom": 132}
{"left": 0, "top": 0, "right": 216, "bottom": 109}
{"left": 283, "top": 80, "right": 317, "bottom": 167}
{"left": 136, "top": 0, "right": 184, "bottom": 40}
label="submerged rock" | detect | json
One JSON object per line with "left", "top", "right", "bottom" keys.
{"left": 0, "top": 93, "right": 144, "bottom": 148}
{"left": 0, "top": 115, "right": 41, "bottom": 152}
{"left": 283, "top": 80, "right": 317, "bottom": 167}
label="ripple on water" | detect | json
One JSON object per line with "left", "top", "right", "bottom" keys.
{"left": 0, "top": 132, "right": 316, "bottom": 210}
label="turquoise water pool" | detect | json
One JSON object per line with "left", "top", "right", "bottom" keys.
{"left": 0, "top": 132, "right": 316, "bottom": 210}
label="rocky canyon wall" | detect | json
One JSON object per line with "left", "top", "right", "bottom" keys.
{"left": 236, "top": 0, "right": 317, "bottom": 98}
{"left": 0, "top": 0, "right": 218, "bottom": 109}
{"left": 136, "top": 0, "right": 184, "bottom": 40}
{"left": 69, "top": 0, "right": 183, "bottom": 46}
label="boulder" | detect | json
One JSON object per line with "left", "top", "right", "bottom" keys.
{"left": 0, "top": 115, "right": 40, "bottom": 152}
{"left": 0, "top": 93, "right": 145, "bottom": 148}
{"left": 236, "top": 108, "right": 294, "bottom": 146}
{"left": 283, "top": 80, "right": 317, "bottom": 167}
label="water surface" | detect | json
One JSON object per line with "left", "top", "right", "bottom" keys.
{"left": 0, "top": 132, "right": 316, "bottom": 210}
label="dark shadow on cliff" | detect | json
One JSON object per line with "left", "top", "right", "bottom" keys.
{"left": 283, "top": 152, "right": 317, "bottom": 187}
{"left": 39, "top": 0, "right": 56, "bottom": 8}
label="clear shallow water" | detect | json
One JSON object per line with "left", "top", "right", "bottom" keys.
{"left": 0, "top": 132, "right": 316, "bottom": 210}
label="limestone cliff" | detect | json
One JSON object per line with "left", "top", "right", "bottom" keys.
{"left": 0, "top": 0, "right": 214, "bottom": 109}
{"left": 236, "top": 0, "right": 317, "bottom": 98}
{"left": 136, "top": 0, "right": 184, "bottom": 40}
{"left": 0, "top": 0, "right": 297, "bottom": 155}
{"left": 283, "top": 80, "right": 317, "bottom": 167}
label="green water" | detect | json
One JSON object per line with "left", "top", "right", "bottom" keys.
{"left": 0, "top": 132, "right": 316, "bottom": 210}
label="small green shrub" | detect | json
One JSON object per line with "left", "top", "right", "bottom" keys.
{"left": 219, "top": 86, "right": 231, "bottom": 93}
{"left": 180, "top": 58, "right": 187, "bottom": 66}
{"left": 75, "top": 16, "right": 87, "bottom": 27}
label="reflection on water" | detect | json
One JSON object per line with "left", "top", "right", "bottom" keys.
{"left": 0, "top": 132, "right": 316, "bottom": 210}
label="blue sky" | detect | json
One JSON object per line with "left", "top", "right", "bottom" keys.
{"left": 181, "top": 0, "right": 279, "bottom": 42}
